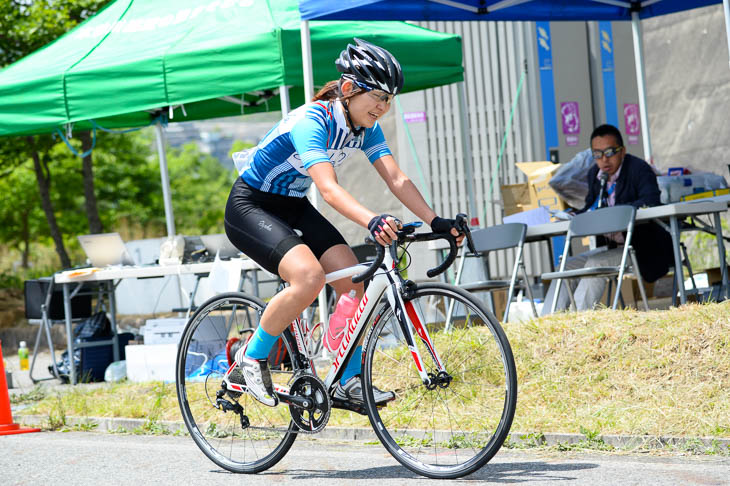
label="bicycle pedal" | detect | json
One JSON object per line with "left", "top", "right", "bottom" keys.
{"left": 225, "top": 367, "right": 246, "bottom": 399}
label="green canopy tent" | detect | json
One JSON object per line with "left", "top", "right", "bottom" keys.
{"left": 0, "top": 0, "right": 464, "bottom": 235}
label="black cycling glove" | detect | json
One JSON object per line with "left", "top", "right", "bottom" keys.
{"left": 368, "top": 214, "right": 395, "bottom": 241}
{"left": 430, "top": 216, "right": 457, "bottom": 233}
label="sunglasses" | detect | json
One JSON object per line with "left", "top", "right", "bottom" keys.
{"left": 591, "top": 146, "right": 623, "bottom": 160}
{"left": 354, "top": 81, "right": 394, "bottom": 104}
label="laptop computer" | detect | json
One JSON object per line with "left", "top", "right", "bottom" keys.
{"left": 77, "top": 233, "right": 136, "bottom": 267}
{"left": 200, "top": 234, "right": 241, "bottom": 260}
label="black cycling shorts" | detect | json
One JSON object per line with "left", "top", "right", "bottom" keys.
{"left": 224, "top": 177, "right": 347, "bottom": 276}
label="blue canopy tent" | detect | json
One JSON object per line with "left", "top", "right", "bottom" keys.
{"left": 299, "top": 0, "right": 730, "bottom": 175}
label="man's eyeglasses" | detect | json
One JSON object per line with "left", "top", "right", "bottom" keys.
{"left": 354, "top": 81, "right": 394, "bottom": 104}
{"left": 591, "top": 146, "right": 623, "bottom": 160}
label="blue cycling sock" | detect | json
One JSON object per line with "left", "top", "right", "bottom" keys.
{"left": 340, "top": 346, "right": 363, "bottom": 385}
{"left": 244, "top": 325, "right": 279, "bottom": 360}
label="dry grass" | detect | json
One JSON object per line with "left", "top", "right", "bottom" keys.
{"left": 508, "top": 301, "right": 730, "bottom": 437}
{"left": 17, "top": 302, "right": 730, "bottom": 440}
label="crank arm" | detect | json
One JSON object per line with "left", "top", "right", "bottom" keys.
{"left": 275, "top": 391, "right": 314, "bottom": 410}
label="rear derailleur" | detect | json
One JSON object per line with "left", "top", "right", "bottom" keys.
{"left": 215, "top": 387, "right": 250, "bottom": 429}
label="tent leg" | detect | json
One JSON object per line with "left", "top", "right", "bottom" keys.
{"left": 631, "top": 11, "right": 652, "bottom": 163}
{"left": 300, "top": 20, "right": 315, "bottom": 101}
{"left": 722, "top": 0, "right": 730, "bottom": 70}
{"left": 457, "top": 81, "right": 479, "bottom": 226}
{"left": 155, "top": 122, "right": 183, "bottom": 308}
{"left": 155, "top": 122, "right": 176, "bottom": 237}
{"left": 280, "top": 85, "right": 291, "bottom": 116}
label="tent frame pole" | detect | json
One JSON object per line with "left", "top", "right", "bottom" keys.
{"left": 457, "top": 81, "right": 478, "bottom": 225}
{"left": 280, "top": 85, "right": 291, "bottom": 116}
{"left": 155, "top": 121, "right": 176, "bottom": 237}
{"left": 301, "top": 21, "right": 315, "bottom": 100}
{"left": 300, "top": 20, "right": 330, "bottom": 332}
{"left": 155, "top": 120, "right": 184, "bottom": 308}
{"left": 722, "top": 0, "right": 730, "bottom": 69}
{"left": 631, "top": 10, "right": 652, "bottom": 163}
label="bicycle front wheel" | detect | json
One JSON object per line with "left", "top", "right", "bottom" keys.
{"left": 176, "top": 292, "right": 300, "bottom": 473}
{"left": 362, "top": 283, "right": 517, "bottom": 479}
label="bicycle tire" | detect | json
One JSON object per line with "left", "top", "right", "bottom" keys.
{"left": 176, "top": 292, "right": 301, "bottom": 473}
{"left": 361, "top": 283, "right": 517, "bottom": 479}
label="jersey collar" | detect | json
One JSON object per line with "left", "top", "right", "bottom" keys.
{"left": 334, "top": 99, "right": 363, "bottom": 138}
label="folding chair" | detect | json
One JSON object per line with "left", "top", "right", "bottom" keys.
{"left": 24, "top": 277, "right": 94, "bottom": 383}
{"left": 457, "top": 223, "right": 537, "bottom": 322}
{"left": 541, "top": 205, "right": 649, "bottom": 313}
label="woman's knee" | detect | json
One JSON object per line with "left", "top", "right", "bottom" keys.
{"left": 280, "top": 259, "right": 324, "bottom": 296}
{"left": 288, "top": 268, "right": 325, "bottom": 300}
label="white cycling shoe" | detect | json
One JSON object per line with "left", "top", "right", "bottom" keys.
{"left": 333, "top": 375, "right": 395, "bottom": 405}
{"left": 234, "top": 348, "right": 279, "bottom": 407}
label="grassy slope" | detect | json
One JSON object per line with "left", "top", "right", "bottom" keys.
{"left": 16, "top": 302, "right": 730, "bottom": 438}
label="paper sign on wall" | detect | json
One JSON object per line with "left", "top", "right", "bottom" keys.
{"left": 624, "top": 103, "right": 640, "bottom": 145}
{"left": 560, "top": 101, "right": 580, "bottom": 146}
{"left": 403, "top": 111, "right": 426, "bottom": 123}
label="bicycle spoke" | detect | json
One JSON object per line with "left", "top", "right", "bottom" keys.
{"left": 363, "top": 283, "right": 517, "bottom": 479}
{"left": 177, "top": 292, "right": 299, "bottom": 474}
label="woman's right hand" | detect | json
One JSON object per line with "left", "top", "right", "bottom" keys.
{"left": 430, "top": 216, "right": 466, "bottom": 246}
{"left": 368, "top": 214, "right": 401, "bottom": 246}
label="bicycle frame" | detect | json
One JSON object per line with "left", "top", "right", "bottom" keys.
{"left": 288, "top": 245, "right": 447, "bottom": 392}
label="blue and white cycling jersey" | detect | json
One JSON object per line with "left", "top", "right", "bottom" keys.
{"left": 232, "top": 99, "right": 391, "bottom": 197}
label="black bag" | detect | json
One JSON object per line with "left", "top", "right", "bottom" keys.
{"left": 49, "top": 312, "right": 113, "bottom": 383}
{"left": 74, "top": 311, "right": 112, "bottom": 339}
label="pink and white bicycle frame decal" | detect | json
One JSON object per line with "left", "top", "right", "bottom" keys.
{"left": 261, "top": 249, "right": 448, "bottom": 392}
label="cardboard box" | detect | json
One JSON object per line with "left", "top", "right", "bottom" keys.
{"left": 705, "top": 266, "right": 730, "bottom": 286}
{"left": 501, "top": 162, "right": 567, "bottom": 216}
{"left": 491, "top": 289, "right": 508, "bottom": 321}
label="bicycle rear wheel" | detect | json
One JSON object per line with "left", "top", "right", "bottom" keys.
{"left": 176, "top": 292, "right": 300, "bottom": 473}
{"left": 362, "top": 283, "right": 517, "bottom": 479}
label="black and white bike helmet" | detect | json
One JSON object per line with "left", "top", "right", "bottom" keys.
{"left": 336, "top": 38, "right": 404, "bottom": 96}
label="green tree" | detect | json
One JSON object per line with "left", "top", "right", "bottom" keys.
{"left": 59, "top": 128, "right": 164, "bottom": 236}
{"left": 0, "top": 162, "right": 44, "bottom": 267}
{"left": 0, "top": 128, "right": 164, "bottom": 269}
{"left": 0, "top": 0, "right": 109, "bottom": 267}
{"left": 167, "top": 143, "right": 237, "bottom": 235}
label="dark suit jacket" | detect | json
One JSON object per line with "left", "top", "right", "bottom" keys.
{"left": 578, "top": 154, "right": 673, "bottom": 283}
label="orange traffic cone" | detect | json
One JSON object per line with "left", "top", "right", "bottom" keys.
{"left": 0, "top": 340, "right": 41, "bottom": 436}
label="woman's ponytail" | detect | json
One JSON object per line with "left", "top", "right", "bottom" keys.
{"left": 312, "top": 80, "right": 340, "bottom": 101}
{"left": 312, "top": 78, "right": 362, "bottom": 102}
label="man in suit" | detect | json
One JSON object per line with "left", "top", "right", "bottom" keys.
{"left": 541, "top": 124, "right": 673, "bottom": 314}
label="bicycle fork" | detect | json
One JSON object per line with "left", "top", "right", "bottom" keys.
{"left": 387, "top": 283, "right": 451, "bottom": 389}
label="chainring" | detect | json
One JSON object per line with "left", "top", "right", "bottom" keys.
{"left": 288, "top": 373, "right": 331, "bottom": 434}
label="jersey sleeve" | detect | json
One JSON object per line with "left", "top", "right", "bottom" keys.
{"left": 361, "top": 122, "right": 392, "bottom": 164}
{"left": 290, "top": 105, "right": 331, "bottom": 170}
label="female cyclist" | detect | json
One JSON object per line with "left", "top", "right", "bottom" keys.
{"left": 225, "top": 38, "right": 463, "bottom": 407}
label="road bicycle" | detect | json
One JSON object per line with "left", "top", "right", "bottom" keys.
{"left": 175, "top": 215, "right": 517, "bottom": 479}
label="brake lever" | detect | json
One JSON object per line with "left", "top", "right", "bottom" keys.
{"left": 454, "top": 213, "right": 476, "bottom": 254}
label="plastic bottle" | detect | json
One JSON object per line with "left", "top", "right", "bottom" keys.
{"left": 18, "top": 341, "right": 29, "bottom": 371}
{"left": 324, "top": 290, "right": 359, "bottom": 352}
{"left": 104, "top": 360, "right": 127, "bottom": 382}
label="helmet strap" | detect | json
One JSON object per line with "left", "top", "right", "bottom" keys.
{"left": 340, "top": 98, "right": 364, "bottom": 137}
